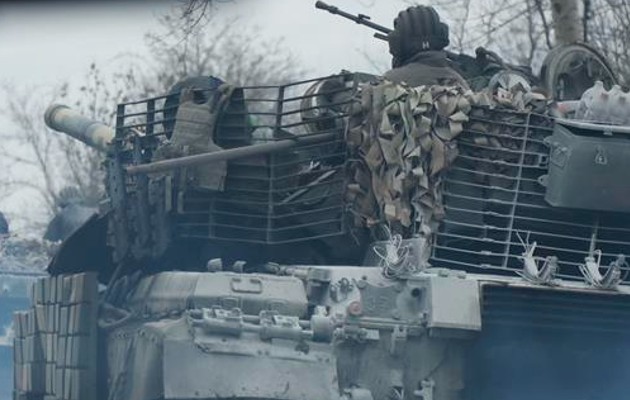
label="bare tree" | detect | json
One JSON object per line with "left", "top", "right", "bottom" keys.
{"left": 0, "top": 86, "right": 72, "bottom": 223}
{"left": 0, "top": 63, "right": 122, "bottom": 231}
{"left": 402, "top": 0, "right": 630, "bottom": 84}
{"left": 142, "top": 14, "right": 304, "bottom": 91}
{"left": 178, "top": 0, "right": 216, "bottom": 31}
{"left": 0, "top": 6, "right": 303, "bottom": 234}
{"left": 550, "top": 0, "right": 583, "bottom": 44}
{"left": 587, "top": 0, "right": 630, "bottom": 83}
{"left": 415, "top": 0, "right": 553, "bottom": 69}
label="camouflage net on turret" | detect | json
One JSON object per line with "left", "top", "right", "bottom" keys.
{"left": 346, "top": 80, "right": 548, "bottom": 260}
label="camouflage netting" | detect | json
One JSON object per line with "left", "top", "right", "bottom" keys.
{"left": 346, "top": 80, "right": 548, "bottom": 260}
{"left": 0, "top": 236, "right": 54, "bottom": 272}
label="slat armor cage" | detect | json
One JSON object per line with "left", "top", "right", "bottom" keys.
{"left": 431, "top": 108, "right": 630, "bottom": 282}
{"left": 110, "top": 74, "right": 358, "bottom": 254}
{"left": 112, "top": 78, "right": 630, "bottom": 282}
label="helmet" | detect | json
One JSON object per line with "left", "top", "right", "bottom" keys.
{"left": 388, "top": 5, "right": 450, "bottom": 67}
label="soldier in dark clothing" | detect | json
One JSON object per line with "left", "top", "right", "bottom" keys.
{"left": 384, "top": 5, "right": 469, "bottom": 89}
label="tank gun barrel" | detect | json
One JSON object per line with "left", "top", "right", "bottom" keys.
{"left": 44, "top": 104, "right": 114, "bottom": 152}
{"left": 44, "top": 104, "right": 338, "bottom": 175}
{"left": 315, "top": 1, "right": 391, "bottom": 40}
{"left": 125, "top": 131, "right": 337, "bottom": 176}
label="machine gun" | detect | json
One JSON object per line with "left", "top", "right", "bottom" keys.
{"left": 315, "top": 1, "right": 391, "bottom": 41}
{"left": 314, "top": 1, "right": 618, "bottom": 98}
{"left": 313, "top": 1, "right": 536, "bottom": 90}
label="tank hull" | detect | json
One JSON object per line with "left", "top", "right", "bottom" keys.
{"left": 13, "top": 267, "right": 630, "bottom": 400}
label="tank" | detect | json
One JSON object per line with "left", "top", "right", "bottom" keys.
{"left": 12, "top": 71, "right": 630, "bottom": 400}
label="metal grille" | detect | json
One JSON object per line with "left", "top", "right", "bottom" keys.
{"left": 481, "top": 284, "right": 630, "bottom": 333}
{"left": 431, "top": 108, "right": 630, "bottom": 282}
{"left": 467, "top": 284, "right": 630, "bottom": 400}
{"left": 113, "top": 74, "right": 357, "bottom": 246}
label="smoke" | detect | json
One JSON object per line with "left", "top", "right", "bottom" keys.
{"left": 0, "top": 322, "right": 14, "bottom": 347}
{"left": 466, "top": 325, "right": 630, "bottom": 400}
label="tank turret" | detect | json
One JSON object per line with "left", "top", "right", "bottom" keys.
{"left": 45, "top": 74, "right": 362, "bottom": 281}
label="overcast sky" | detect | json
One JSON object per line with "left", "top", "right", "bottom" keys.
{"left": 0, "top": 0, "right": 411, "bottom": 86}
{"left": 0, "top": 0, "right": 412, "bottom": 232}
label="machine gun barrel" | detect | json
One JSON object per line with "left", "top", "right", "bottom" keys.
{"left": 315, "top": 1, "right": 392, "bottom": 40}
{"left": 44, "top": 104, "right": 114, "bottom": 152}
{"left": 125, "top": 132, "right": 337, "bottom": 176}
